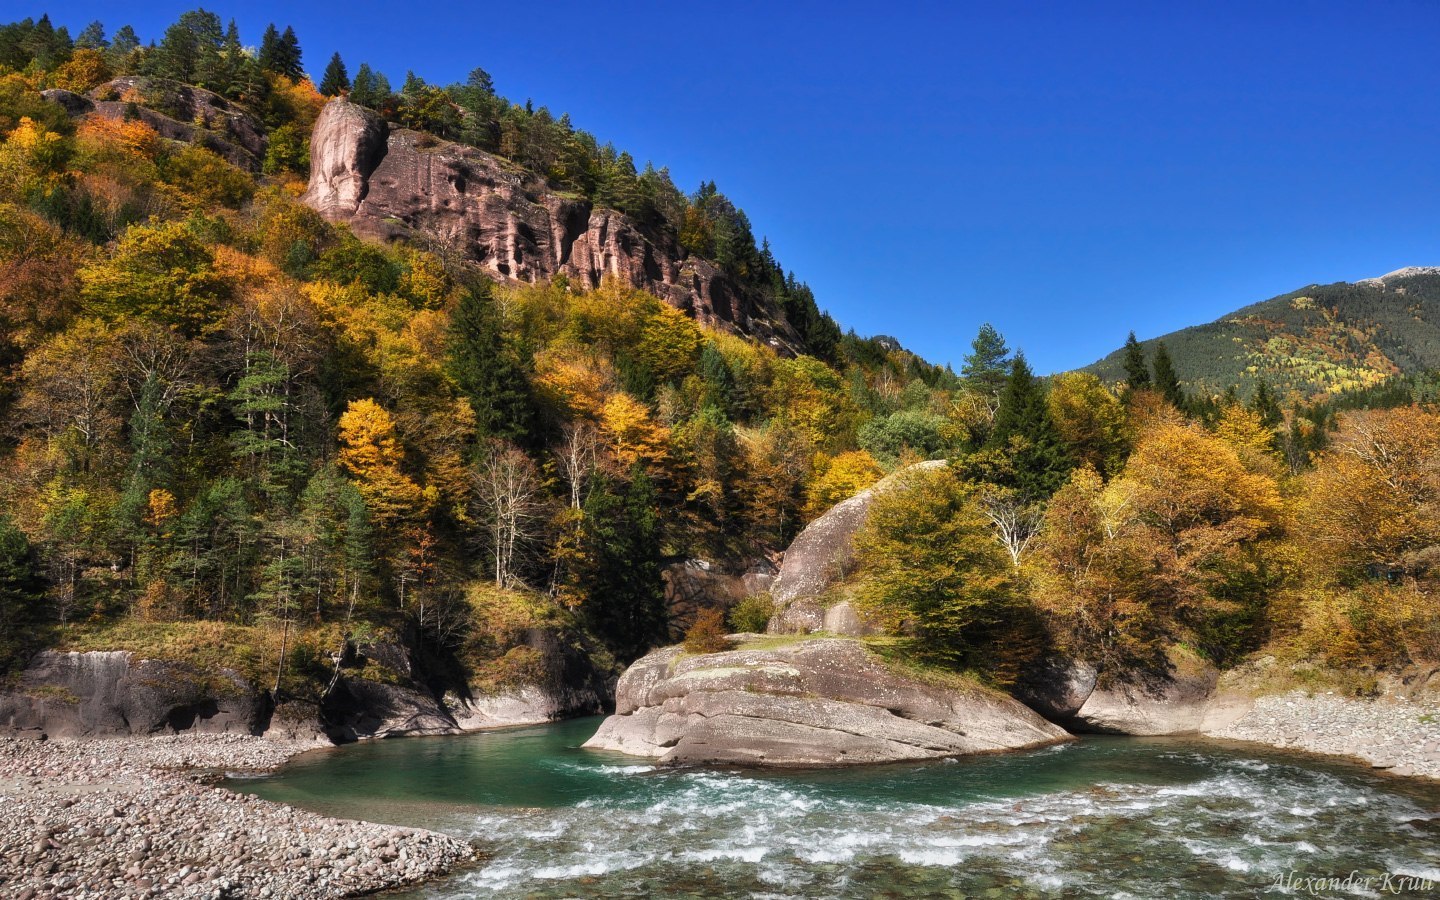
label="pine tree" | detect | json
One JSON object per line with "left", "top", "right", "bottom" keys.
{"left": 961, "top": 323, "right": 1011, "bottom": 398}
{"left": 319, "top": 51, "right": 349, "bottom": 96}
{"left": 1122, "top": 331, "right": 1150, "bottom": 391}
{"left": 1249, "top": 378, "right": 1282, "bottom": 429}
{"left": 349, "top": 63, "right": 390, "bottom": 109}
{"left": 446, "top": 281, "right": 536, "bottom": 443}
{"left": 257, "top": 23, "right": 282, "bottom": 73}
{"left": 1151, "top": 341, "right": 1186, "bottom": 409}
{"left": 76, "top": 21, "right": 107, "bottom": 50}
{"left": 574, "top": 469, "right": 668, "bottom": 663}
{"left": 987, "top": 352, "right": 1073, "bottom": 499}
{"left": 0, "top": 514, "right": 44, "bottom": 671}
{"left": 278, "top": 26, "right": 303, "bottom": 80}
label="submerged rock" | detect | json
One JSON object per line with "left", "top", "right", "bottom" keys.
{"left": 583, "top": 636, "right": 1069, "bottom": 766}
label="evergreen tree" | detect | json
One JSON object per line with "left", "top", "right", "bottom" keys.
{"left": 151, "top": 9, "right": 224, "bottom": 87}
{"left": 107, "top": 24, "right": 139, "bottom": 69}
{"left": 446, "top": 281, "right": 536, "bottom": 443}
{"left": 1151, "top": 341, "right": 1186, "bottom": 409}
{"left": 961, "top": 323, "right": 1011, "bottom": 397}
{"left": 987, "top": 352, "right": 1074, "bottom": 499}
{"left": 76, "top": 21, "right": 107, "bottom": 50}
{"left": 258, "top": 23, "right": 302, "bottom": 79}
{"left": 575, "top": 469, "right": 667, "bottom": 663}
{"left": 1250, "top": 378, "right": 1282, "bottom": 429}
{"left": 319, "top": 51, "right": 349, "bottom": 96}
{"left": 1122, "top": 331, "right": 1150, "bottom": 391}
{"left": 278, "top": 26, "right": 303, "bottom": 80}
{"left": 257, "top": 23, "right": 282, "bottom": 73}
{"left": 0, "top": 514, "right": 44, "bottom": 672}
{"left": 349, "top": 63, "right": 389, "bottom": 109}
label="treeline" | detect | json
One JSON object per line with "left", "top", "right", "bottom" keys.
{"left": 0, "top": 35, "right": 962, "bottom": 686}
{"left": 847, "top": 328, "right": 1440, "bottom": 685}
{"left": 0, "top": 11, "right": 842, "bottom": 360}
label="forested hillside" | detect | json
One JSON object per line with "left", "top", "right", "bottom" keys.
{"left": 0, "top": 12, "right": 964, "bottom": 697}
{"left": 1085, "top": 268, "right": 1440, "bottom": 398}
{"left": 0, "top": 10, "right": 1435, "bottom": 715}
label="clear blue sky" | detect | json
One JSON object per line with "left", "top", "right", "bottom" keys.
{"left": 34, "top": 0, "right": 1440, "bottom": 373}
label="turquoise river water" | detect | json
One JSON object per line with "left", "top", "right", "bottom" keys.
{"left": 227, "top": 717, "right": 1440, "bottom": 898}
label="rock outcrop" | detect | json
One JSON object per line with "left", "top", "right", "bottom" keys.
{"left": 1012, "top": 651, "right": 1249, "bottom": 736}
{"left": 767, "top": 459, "right": 948, "bottom": 634}
{"left": 0, "top": 651, "right": 265, "bottom": 739}
{"left": 301, "top": 99, "right": 796, "bottom": 346}
{"left": 583, "top": 636, "right": 1069, "bottom": 766}
{"left": 43, "top": 78, "right": 268, "bottom": 171}
{"left": 302, "top": 99, "right": 389, "bottom": 219}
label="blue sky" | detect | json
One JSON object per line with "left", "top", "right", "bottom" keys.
{"left": 31, "top": 0, "right": 1440, "bottom": 373}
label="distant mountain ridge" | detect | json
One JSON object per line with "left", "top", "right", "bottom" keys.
{"left": 1083, "top": 269, "right": 1440, "bottom": 397}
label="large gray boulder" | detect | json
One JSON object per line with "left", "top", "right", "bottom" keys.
{"left": 0, "top": 651, "right": 265, "bottom": 739}
{"left": 583, "top": 637, "right": 1069, "bottom": 766}
{"left": 1012, "top": 651, "right": 1249, "bottom": 735}
{"left": 768, "top": 459, "right": 948, "bottom": 634}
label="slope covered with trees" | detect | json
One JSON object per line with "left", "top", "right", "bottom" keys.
{"left": 0, "top": 11, "right": 965, "bottom": 701}
{"left": 0, "top": 10, "right": 1434, "bottom": 716}
{"left": 1086, "top": 269, "right": 1440, "bottom": 399}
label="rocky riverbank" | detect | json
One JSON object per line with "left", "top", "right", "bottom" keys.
{"left": 1205, "top": 690, "right": 1440, "bottom": 779}
{"left": 0, "top": 734, "right": 474, "bottom": 899}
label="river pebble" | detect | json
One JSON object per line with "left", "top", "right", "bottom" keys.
{"left": 1208, "top": 690, "right": 1440, "bottom": 779}
{"left": 0, "top": 734, "right": 474, "bottom": 898}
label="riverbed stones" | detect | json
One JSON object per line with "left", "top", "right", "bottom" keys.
{"left": 0, "top": 734, "right": 473, "bottom": 899}
{"left": 583, "top": 636, "right": 1069, "bottom": 766}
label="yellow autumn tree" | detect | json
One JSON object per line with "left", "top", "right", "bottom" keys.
{"left": 337, "top": 398, "right": 424, "bottom": 528}
{"left": 600, "top": 393, "right": 670, "bottom": 469}
{"left": 1047, "top": 372, "right": 1129, "bottom": 476}
{"left": 803, "top": 450, "right": 884, "bottom": 518}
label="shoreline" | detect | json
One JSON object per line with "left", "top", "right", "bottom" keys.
{"left": 0, "top": 733, "right": 475, "bottom": 900}
{"left": 1202, "top": 690, "right": 1440, "bottom": 781}
{"left": 3, "top": 689, "right": 1438, "bottom": 898}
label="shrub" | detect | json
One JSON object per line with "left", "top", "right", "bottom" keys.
{"left": 684, "top": 607, "right": 730, "bottom": 654}
{"left": 728, "top": 594, "right": 773, "bottom": 634}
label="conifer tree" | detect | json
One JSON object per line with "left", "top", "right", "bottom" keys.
{"left": 1249, "top": 378, "right": 1282, "bottom": 429}
{"left": 319, "top": 52, "right": 349, "bottom": 96}
{"left": 278, "top": 26, "right": 303, "bottom": 80}
{"left": 962, "top": 323, "right": 1011, "bottom": 398}
{"left": 446, "top": 281, "right": 536, "bottom": 443}
{"left": 1151, "top": 341, "right": 1186, "bottom": 409}
{"left": 1122, "top": 331, "right": 1150, "bottom": 391}
{"left": 257, "top": 23, "right": 282, "bottom": 73}
{"left": 988, "top": 352, "right": 1073, "bottom": 499}
{"left": 0, "top": 514, "right": 43, "bottom": 670}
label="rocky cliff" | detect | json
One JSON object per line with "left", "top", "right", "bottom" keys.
{"left": 302, "top": 99, "right": 797, "bottom": 348}
{"left": 582, "top": 636, "right": 1069, "bottom": 766}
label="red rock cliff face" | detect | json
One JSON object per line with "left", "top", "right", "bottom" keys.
{"left": 303, "top": 99, "right": 794, "bottom": 346}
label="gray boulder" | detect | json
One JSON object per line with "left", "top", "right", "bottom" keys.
{"left": 0, "top": 651, "right": 265, "bottom": 739}
{"left": 767, "top": 459, "right": 947, "bottom": 634}
{"left": 583, "top": 636, "right": 1069, "bottom": 766}
{"left": 1013, "top": 652, "right": 1242, "bottom": 736}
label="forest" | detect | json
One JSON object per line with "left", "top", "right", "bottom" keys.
{"left": 0, "top": 11, "right": 1436, "bottom": 707}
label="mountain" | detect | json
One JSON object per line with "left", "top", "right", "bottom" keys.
{"left": 1084, "top": 268, "right": 1440, "bottom": 397}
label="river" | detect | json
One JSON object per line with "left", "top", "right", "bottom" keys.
{"left": 227, "top": 717, "right": 1440, "bottom": 898}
